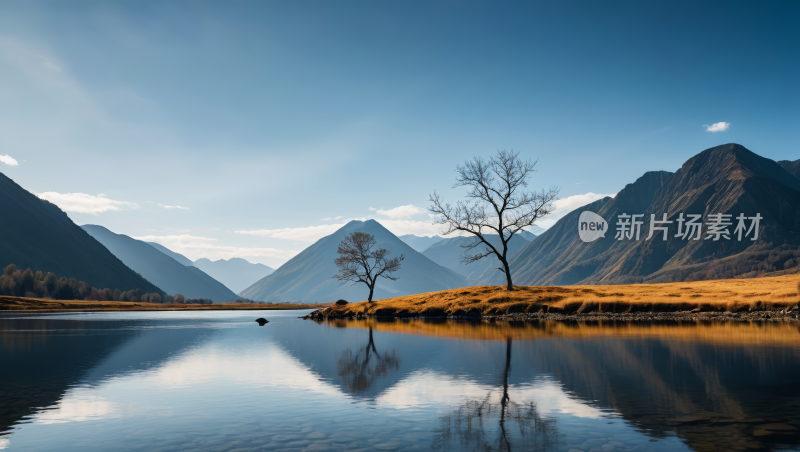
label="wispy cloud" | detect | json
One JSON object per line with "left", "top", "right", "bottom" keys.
{"left": 235, "top": 224, "right": 345, "bottom": 242}
{"left": 705, "top": 121, "right": 730, "bottom": 132}
{"left": 320, "top": 215, "right": 343, "bottom": 221}
{"left": 134, "top": 234, "right": 297, "bottom": 262}
{"left": 35, "top": 54, "right": 61, "bottom": 72}
{"left": 535, "top": 192, "right": 613, "bottom": 230}
{"left": 375, "top": 204, "right": 428, "bottom": 219}
{"left": 158, "top": 203, "right": 189, "bottom": 210}
{"left": 0, "top": 155, "right": 19, "bottom": 166}
{"left": 36, "top": 192, "right": 139, "bottom": 215}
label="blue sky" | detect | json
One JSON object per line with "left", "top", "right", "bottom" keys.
{"left": 0, "top": 0, "right": 797, "bottom": 267}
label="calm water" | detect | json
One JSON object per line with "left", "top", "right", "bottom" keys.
{"left": 1, "top": 311, "right": 799, "bottom": 452}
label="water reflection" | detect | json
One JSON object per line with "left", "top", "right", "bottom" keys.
{"left": 0, "top": 312, "right": 797, "bottom": 452}
{"left": 337, "top": 327, "right": 401, "bottom": 394}
{"left": 319, "top": 318, "right": 800, "bottom": 452}
{"left": 432, "top": 339, "right": 559, "bottom": 452}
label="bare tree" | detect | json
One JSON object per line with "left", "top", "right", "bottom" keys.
{"left": 429, "top": 150, "right": 559, "bottom": 290}
{"left": 333, "top": 231, "right": 404, "bottom": 302}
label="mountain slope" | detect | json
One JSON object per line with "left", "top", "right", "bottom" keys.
{"left": 499, "top": 144, "right": 800, "bottom": 285}
{"left": 0, "top": 172, "right": 162, "bottom": 293}
{"left": 240, "top": 220, "right": 467, "bottom": 303}
{"left": 398, "top": 234, "right": 444, "bottom": 252}
{"left": 422, "top": 234, "right": 531, "bottom": 283}
{"left": 778, "top": 159, "right": 800, "bottom": 180}
{"left": 193, "top": 258, "right": 274, "bottom": 294}
{"left": 148, "top": 242, "right": 195, "bottom": 266}
{"left": 82, "top": 225, "right": 238, "bottom": 302}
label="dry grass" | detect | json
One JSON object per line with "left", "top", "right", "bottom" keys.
{"left": 0, "top": 296, "right": 324, "bottom": 312}
{"left": 325, "top": 318, "right": 800, "bottom": 346}
{"left": 327, "top": 275, "right": 800, "bottom": 317}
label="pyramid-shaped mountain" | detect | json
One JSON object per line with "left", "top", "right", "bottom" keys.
{"left": 83, "top": 225, "right": 238, "bottom": 302}
{"left": 0, "top": 172, "right": 162, "bottom": 293}
{"left": 240, "top": 220, "right": 467, "bottom": 303}
{"left": 488, "top": 144, "right": 800, "bottom": 285}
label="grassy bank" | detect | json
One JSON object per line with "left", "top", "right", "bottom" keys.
{"left": 0, "top": 296, "right": 323, "bottom": 312}
{"left": 312, "top": 275, "right": 800, "bottom": 318}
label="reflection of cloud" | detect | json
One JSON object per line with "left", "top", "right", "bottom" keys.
{"left": 377, "top": 371, "right": 609, "bottom": 419}
{"left": 34, "top": 388, "right": 118, "bottom": 424}
{"left": 134, "top": 234, "right": 297, "bottom": 262}
{"left": 36, "top": 192, "right": 139, "bottom": 215}
{"left": 0, "top": 437, "right": 8, "bottom": 450}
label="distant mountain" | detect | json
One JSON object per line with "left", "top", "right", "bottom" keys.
{"left": 0, "top": 172, "right": 162, "bottom": 293}
{"left": 240, "top": 220, "right": 467, "bottom": 303}
{"left": 422, "top": 234, "right": 531, "bottom": 283}
{"left": 398, "top": 234, "right": 444, "bottom": 252}
{"left": 82, "top": 225, "right": 238, "bottom": 302}
{"left": 490, "top": 144, "right": 800, "bottom": 285}
{"left": 193, "top": 258, "right": 274, "bottom": 294}
{"left": 517, "top": 230, "right": 537, "bottom": 241}
{"left": 148, "top": 242, "right": 194, "bottom": 266}
{"left": 778, "top": 159, "right": 800, "bottom": 180}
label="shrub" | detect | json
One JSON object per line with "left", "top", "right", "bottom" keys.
{"left": 335, "top": 299, "right": 349, "bottom": 306}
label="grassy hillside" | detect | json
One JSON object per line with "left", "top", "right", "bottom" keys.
{"left": 312, "top": 275, "right": 800, "bottom": 318}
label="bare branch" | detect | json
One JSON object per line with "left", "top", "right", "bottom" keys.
{"left": 428, "top": 149, "right": 560, "bottom": 290}
{"left": 333, "top": 231, "right": 405, "bottom": 302}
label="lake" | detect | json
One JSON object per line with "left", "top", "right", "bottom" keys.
{"left": 1, "top": 311, "right": 799, "bottom": 452}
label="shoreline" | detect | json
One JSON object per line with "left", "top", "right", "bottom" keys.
{"left": 304, "top": 308, "right": 800, "bottom": 322}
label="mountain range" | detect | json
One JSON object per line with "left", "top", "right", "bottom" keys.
{"left": 481, "top": 144, "right": 800, "bottom": 286}
{"left": 0, "top": 172, "right": 162, "bottom": 294}
{"left": 192, "top": 258, "right": 274, "bottom": 294}
{"left": 422, "top": 234, "right": 532, "bottom": 283}
{"left": 240, "top": 220, "right": 467, "bottom": 303}
{"left": 398, "top": 234, "right": 443, "bottom": 252}
{"left": 82, "top": 225, "right": 238, "bottom": 302}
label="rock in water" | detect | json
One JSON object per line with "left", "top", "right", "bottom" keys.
{"left": 255, "top": 318, "right": 269, "bottom": 326}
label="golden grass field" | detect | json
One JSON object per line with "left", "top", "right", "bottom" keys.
{"left": 326, "top": 275, "right": 800, "bottom": 317}
{"left": 0, "top": 296, "right": 324, "bottom": 312}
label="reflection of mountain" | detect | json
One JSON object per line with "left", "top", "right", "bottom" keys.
{"left": 284, "top": 319, "right": 800, "bottom": 451}
{"left": 0, "top": 317, "right": 213, "bottom": 436}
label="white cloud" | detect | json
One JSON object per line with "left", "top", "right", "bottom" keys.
{"left": 375, "top": 204, "right": 428, "bottom": 219}
{"left": 134, "top": 234, "right": 298, "bottom": 262}
{"left": 36, "top": 54, "right": 62, "bottom": 72}
{"left": 36, "top": 192, "right": 139, "bottom": 215}
{"left": 158, "top": 203, "right": 189, "bottom": 210}
{"left": 235, "top": 224, "right": 345, "bottom": 242}
{"left": 535, "top": 192, "right": 613, "bottom": 230}
{"left": 368, "top": 207, "right": 377, "bottom": 211}
{"left": 705, "top": 121, "right": 730, "bottom": 132}
{"left": 0, "top": 155, "right": 19, "bottom": 166}
{"left": 320, "top": 215, "right": 343, "bottom": 221}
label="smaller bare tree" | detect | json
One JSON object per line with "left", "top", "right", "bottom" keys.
{"left": 429, "top": 149, "right": 559, "bottom": 290}
{"left": 333, "top": 232, "right": 404, "bottom": 302}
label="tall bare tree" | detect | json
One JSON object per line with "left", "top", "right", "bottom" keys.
{"left": 333, "top": 231, "right": 404, "bottom": 302}
{"left": 429, "top": 149, "right": 559, "bottom": 290}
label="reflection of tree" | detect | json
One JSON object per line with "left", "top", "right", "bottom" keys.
{"left": 337, "top": 327, "right": 400, "bottom": 394}
{"left": 433, "top": 339, "right": 559, "bottom": 452}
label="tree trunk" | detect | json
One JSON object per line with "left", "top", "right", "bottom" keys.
{"left": 368, "top": 284, "right": 374, "bottom": 302}
{"left": 503, "top": 259, "right": 513, "bottom": 290}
